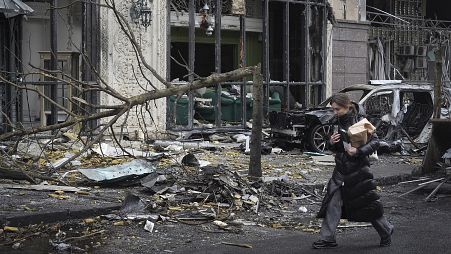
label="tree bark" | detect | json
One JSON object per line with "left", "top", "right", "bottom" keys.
{"left": 0, "top": 66, "right": 256, "bottom": 141}
{"left": 249, "top": 64, "right": 263, "bottom": 178}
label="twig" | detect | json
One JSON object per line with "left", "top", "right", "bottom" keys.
{"left": 221, "top": 242, "right": 253, "bottom": 248}
{"left": 1, "top": 232, "right": 41, "bottom": 246}
{"left": 63, "top": 230, "right": 106, "bottom": 242}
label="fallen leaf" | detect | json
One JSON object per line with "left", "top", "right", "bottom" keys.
{"left": 4, "top": 226, "right": 19, "bottom": 233}
{"left": 113, "top": 221, "right": 126, "bottom": 226}
{"left": 84, "top": 218, "right": 95, "bottom": 225}
{"left": 48, "top": 193, "right": 69, "bottom": 200}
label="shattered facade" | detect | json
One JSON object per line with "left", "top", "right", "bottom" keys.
{"left": 367, "top": 0, "right": 451, "bottom": 83}
{"left": 168, "top": 0, "right": 332, "bottom": 129}
{"left": 6, "top": 1, "right": 451, "bottom": 138}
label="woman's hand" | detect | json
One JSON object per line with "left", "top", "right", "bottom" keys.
{"left": 346, "top": 146, "right": 357, "bottom": 156}
{"left": 330, "top": 133, "right": 341, "bottom": 144}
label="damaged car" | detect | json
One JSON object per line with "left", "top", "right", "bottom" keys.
{"left": 269, "top": 81, "right": 450, "bottom": 153}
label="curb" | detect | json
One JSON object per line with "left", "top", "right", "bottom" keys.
{"left": 0, "top": 204, "right": 121, "bottom": 227}
{"left": 303, "top": 173, "right": 413, "bottom": 191}
{"left": 0, "top": 175, "right": 412, "bottom": 227}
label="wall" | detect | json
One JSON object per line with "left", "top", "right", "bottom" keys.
{"left": 329, "top": 0, "right": 366, "bottom": 22}
{"left": 331, "top": 21, "right": 369, "bottom": 93}
{"left": 21, "top": 1, "right": 82, "bottom": 126}
{"left": 329, "top": 0, "right": 369, "bottom": 93}
{"left": 99, "top": 0, "right": 167, "bottom": 139}
{"left": 325, "top": 22, "right": 334, "bottom": 98}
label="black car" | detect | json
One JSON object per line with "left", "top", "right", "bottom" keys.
{"left": 269, "top": 82, "right": 448, "bottom": 153}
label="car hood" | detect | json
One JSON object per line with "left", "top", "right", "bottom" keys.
{"left": 304, "top": 108, "right": 335, "bottom": 124}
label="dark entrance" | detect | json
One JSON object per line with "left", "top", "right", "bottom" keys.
{"left": 170, "top": 42, "right": 236, "bottom": 81}
{"left": 0, "top": 15, "right": 22, "bottom": 132}
{"left": 264, "top": 0, "right": 326, "bottom": 111}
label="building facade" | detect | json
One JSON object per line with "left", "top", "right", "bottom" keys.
{"left": 8, "top": 1, "right": 448, "bottom": 138}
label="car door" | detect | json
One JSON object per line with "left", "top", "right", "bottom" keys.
{"left": 398, "top": 89, "right": 433, "bottom": 138}
{"left": 362, "top": 89, "right": 395, "bottom": 138}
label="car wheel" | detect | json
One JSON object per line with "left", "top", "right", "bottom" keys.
{"left": 308, "top": 124, "right": 334, "bottom": 153}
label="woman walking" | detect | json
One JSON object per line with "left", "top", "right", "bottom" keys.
{"left": 312, "top": 93, "right": 394, "bottom": 249}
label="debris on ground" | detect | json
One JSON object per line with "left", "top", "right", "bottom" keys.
{"left": 0, "top": 133, "right": 418, "bottom": 252}
{"left": 78, "top": 159, "right": 155, "bottom": 184}
{"left": 442, "top": 148, "right": 451, "bottom": 166}
{"left": 144, "top": 220, "right": 155, "bottom": 233}
{"left": 0, "top": 184, "right": 89, "bottom": 193}
{"left": 221, "top": 241, "right": 253, "bottom": 248}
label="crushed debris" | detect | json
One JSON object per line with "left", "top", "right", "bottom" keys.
{"left": 78, "top": 159, "right": 155, "bottom": 183}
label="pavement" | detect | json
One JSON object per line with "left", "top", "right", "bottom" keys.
{"left": 1, "top": 152, "right": 446, "bottom": 253}
{"left": 179, "top": 214, "right": 451, "bottom": 254}
{"left": 0, "top": 186, "right": 123, "bottom": 227}
{"left": 0, "top": 154, "right": 417, "bottom": 228}
{"left": 371, "top": 155, "right": 417, "bottom": 185}
{"left": 176, "top": 183, "right": 451, "bottom": 254}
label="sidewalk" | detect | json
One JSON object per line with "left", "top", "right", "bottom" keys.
{"left": 0, "top": 154, "right": 417, "bottom": 227}
{"left": 0, "top": 186, "right": 122, "bottom": 226}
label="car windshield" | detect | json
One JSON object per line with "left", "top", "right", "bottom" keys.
{"left": 319, "top": 88, "right": 370, "bottom": 107}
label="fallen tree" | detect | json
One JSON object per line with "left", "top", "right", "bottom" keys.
{"left": 0, "top": 0, "right": 263, "bottom": 179}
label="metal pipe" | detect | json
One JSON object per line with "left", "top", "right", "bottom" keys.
{"left": 262, "top": 0, "right": 270, "bottom": 115}
{"left": 9, "top": 19, "right": 17, "bottom": 125}
{"left": 50, "top": 0, "right": 58, "bottom": 126}
{"left": 305, "top": 1, "right": 311, "bottom": 107}
{"left": 283, "top": 1, "right": 289, "bottom": 110}
{"left": 188, "top": 0, "right": 195, "bottom": 128}
{"left": 215, "top": 0, "right": 222, "bottom": 127}
{"left": 166, "top": 0, "right": 172, "bottom": 129}
{"left": 367, "top": 6, "right": 410, "bottom": 24}
{"left": 240, "top": 15, "right": 246, "bottom": 127}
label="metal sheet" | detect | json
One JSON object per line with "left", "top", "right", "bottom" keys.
{"left": 78, "top": 159, "right": 155, "bottom": 182}
{"left": 0, "top": 0, "right": 34, "bottom": 18}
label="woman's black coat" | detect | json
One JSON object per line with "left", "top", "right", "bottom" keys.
{"left": 316, "top": 105, "right": 383, "bottom": 222}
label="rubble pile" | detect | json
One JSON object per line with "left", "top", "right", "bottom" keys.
{"left": 99, "top": 162, "right": 322, "bottom": 230}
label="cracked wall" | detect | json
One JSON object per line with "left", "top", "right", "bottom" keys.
{"left": 99, "top": 0, "right": 167, "bottom": 139}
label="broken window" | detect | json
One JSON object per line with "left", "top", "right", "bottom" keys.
{"left": 399, "top": 91, "right": 433, "bottom": 138}
{"left": 167, "top": 0, "right": 326, "bottom": 130}
{"left": 0, "top": 15, "right": 22, "bottom": 132}
{"left": 168, "top": 0, "right": 261, "bottom": 128}
{"left": 266, "top": 0, "right": 326, "bottom": 110}
{"left": 170, "top": 42, "right": 236, "bottom": 81}
{"left": 364, "top": 90, "right": 394, "bottom": 119}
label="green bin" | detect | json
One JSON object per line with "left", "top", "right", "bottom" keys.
{"left": 169, "top": 96, "right": 189, "bottom": 125}
{"left": 197, "top": 89, "right": 237, "bottom": 122}
{"left": 269, "top": 91, "right": 281, "bottom": 113}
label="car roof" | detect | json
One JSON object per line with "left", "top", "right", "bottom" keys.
{"left": 342, "top": 82, "right": 432, "bottom": 91}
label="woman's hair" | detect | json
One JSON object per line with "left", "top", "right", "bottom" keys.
{"left": 330, "top": 93, "right": 356, "bottom": 113}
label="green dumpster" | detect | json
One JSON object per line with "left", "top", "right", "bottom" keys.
{"left": 269, "top": 91, "right": 281, "bottom": 113}
{"left": 168, "top": 95, "right": 189, "bottom": 125}
{"left": 242, "top": 91, "right": 282, "bottom": 121}
{"left": 195, "top": 104, "right": 215, "bottom": 122}
{"left": 197, "top": 89, "right": 238, "bottom": 122}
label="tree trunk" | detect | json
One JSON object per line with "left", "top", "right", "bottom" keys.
{"left": 249, "top": 64, "right": 263, "bottom": 178}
